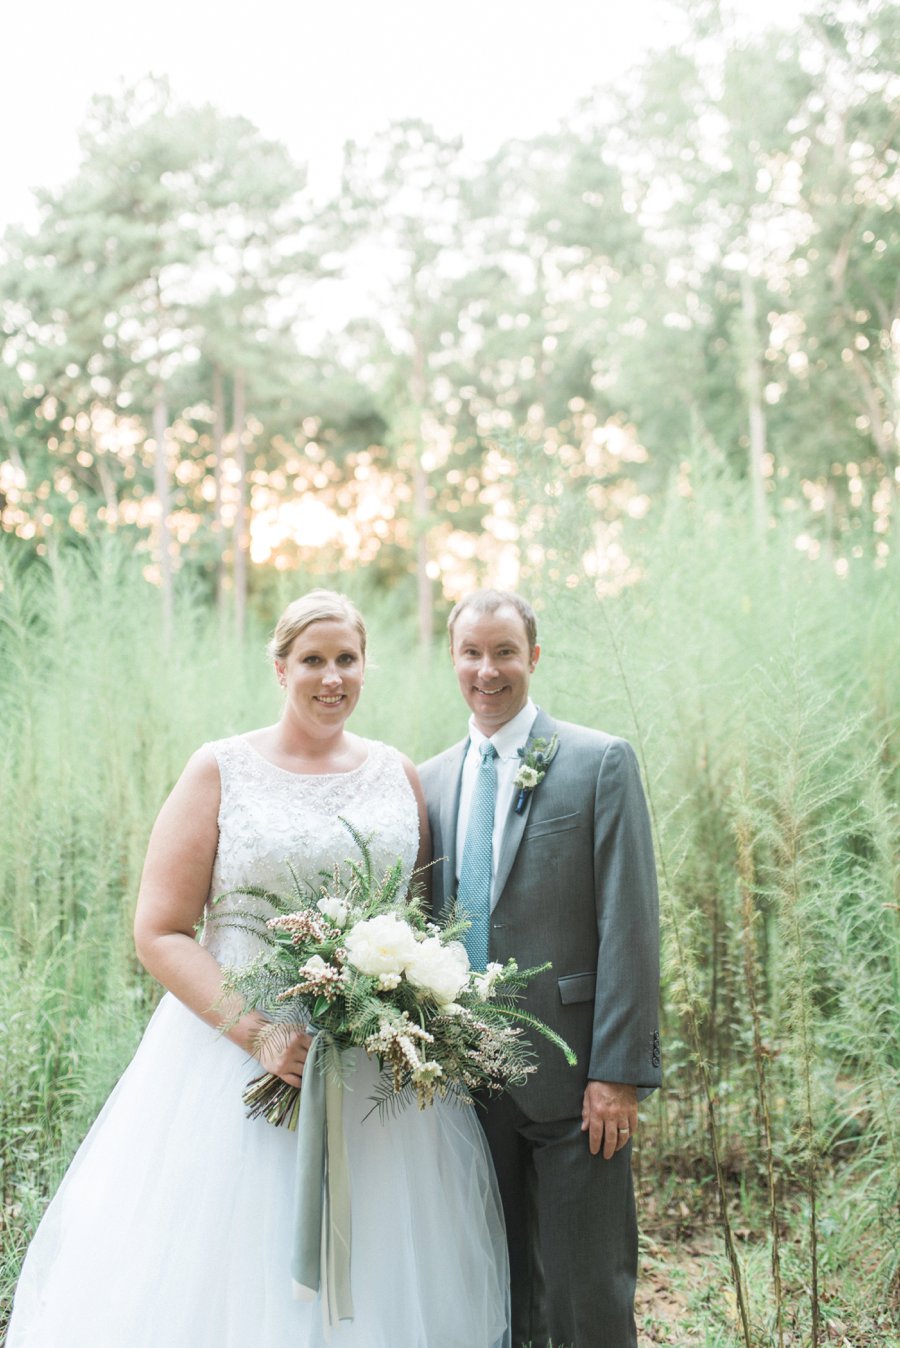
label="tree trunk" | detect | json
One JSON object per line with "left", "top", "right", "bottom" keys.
{"left": 152, "top": 383, "right": 174, "bottom": 643}
{"left": 212, "top": 363, "right": 228, "bottom": 627}
{"left": 3, "top": 420, "right": 27, "bottom": 478}
{"left": 740, "top": 271, "right": 768, "bottom": 537}
{"left": 414, "top": 458, "right": 432, "bottom": 652}
{"left": 411, "top": 334, "right": 433, "bottom": 657}
{"left": 849, "top": 349, "right": 900, "bottom": 547}
{"left": 94, "top": 452, "right": 119, "bottom": 526}
{"left": 232, "top": 368, "right": 248, "bottom": 645}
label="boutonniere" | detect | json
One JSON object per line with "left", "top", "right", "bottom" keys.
{"left": 513, "top": 734, "right": 560, "bottom": 814}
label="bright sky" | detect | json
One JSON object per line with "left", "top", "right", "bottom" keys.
{"left": 1, "top": 0, "right": 809, "bottom": 231}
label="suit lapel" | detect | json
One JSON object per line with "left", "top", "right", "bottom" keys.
{"left": 438, "top": 739, "right": 468, "bottom": 908}
{"left": 493, "top": 709, "right": 559, "bottom": 903}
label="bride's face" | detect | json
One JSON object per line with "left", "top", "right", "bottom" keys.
{"left": 277, "top": 619, "right": 365, "bottom": 732}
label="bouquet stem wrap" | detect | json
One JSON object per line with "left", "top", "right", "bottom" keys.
{"left": 291, "top": 1033, "right": 353, "bottom": 1326}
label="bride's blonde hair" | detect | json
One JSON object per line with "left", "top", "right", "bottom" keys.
{"left": 267, "top": 590, "right": 367, "bottom": 662}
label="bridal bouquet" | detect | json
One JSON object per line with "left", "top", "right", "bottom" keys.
{"left": 214, "top": 821, "right": 575, "bottom": 1129}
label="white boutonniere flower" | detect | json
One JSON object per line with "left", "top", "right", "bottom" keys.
{"left": 514, "top": 734, "right": 560, "bottom": 814}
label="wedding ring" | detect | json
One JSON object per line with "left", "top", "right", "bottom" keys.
{"left": 617, "top": 1127, "right": 630, "bottom": 1133}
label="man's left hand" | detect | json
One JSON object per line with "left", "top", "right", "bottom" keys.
{"left": 581, "top": 1080, "right": 638, "bottom": 1158}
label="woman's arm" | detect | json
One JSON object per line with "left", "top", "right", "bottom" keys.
{"left": 133, "top": 745, "right": 310, "bottom": 1087}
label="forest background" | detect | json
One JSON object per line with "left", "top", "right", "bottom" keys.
{"left": 0, "top": 0, "right": 897, "bottom": 1344}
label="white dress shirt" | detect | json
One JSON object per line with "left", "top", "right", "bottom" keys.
{"left": 456, "top": 699, "right": 539, "bottom": 910}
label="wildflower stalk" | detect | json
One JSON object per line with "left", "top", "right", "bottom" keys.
{"left": 597, "top": 603, "right": 754, "bottom": 1348}
{"left": 760, "top": 665, "right": 849, "bottom": 1348}
{"left": 734, "top": 773, "right": 784, "bottom": 1348}
{"left": 777, "top": 802, "right": 820, "bottom": 1348}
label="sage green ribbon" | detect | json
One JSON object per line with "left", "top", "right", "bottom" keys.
{"left": 290, "top": 1033, "right": 354, "bottom": 1326}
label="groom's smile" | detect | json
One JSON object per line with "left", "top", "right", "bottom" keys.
{"left": 450, "top": 604, "right": 540, "bottom": 736}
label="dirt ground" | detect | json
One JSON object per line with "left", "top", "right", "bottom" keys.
{"left": 636, "top": 1228, "right": 721, "bottom": 1345}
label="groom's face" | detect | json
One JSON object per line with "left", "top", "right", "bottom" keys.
{"left": 450, "top": 604, "right": 540, "bottom": 736}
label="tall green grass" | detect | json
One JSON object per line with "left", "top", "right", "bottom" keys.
{"left": 0, "top": 538, "right": 450, "bottom": 1329}
{"left": 518, "top": 464, "right": 899, "bottom": 1344}
{"left": 1, "top": 483, "right": 897, "bottom": 1345}
{"left": 0, "top": 538, "right": 279, "bottom": 1317}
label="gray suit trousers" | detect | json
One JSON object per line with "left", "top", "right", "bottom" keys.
{"left": 479, "top": 1091, "right": 638, "bottom": 1348}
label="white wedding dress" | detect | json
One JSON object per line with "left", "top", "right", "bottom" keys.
{"left": 8, "top": 737, "right": 510, "bottom": 1348}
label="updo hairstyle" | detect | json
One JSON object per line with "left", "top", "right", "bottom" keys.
{"left": 267, "top": 590, "right": 367, "bottom": 663}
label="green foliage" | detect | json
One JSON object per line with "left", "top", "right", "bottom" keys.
{"left": 4, "top": 8, "right": 897, "bottom": 595}
{"left": 2, "top": 477, "right": 897, "bottom": 1338}
{"left": 515, "top": 454, "right": 899, "bottom": 1342}
{"left": 1, "top": 7, "right": 898, "bottom": 1332}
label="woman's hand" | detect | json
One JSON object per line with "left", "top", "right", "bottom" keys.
{"left": 254, "top": 1023, "right": 314, "bottom": 1089}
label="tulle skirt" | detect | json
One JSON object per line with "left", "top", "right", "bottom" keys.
{"left": 7, "top": 994, "right": 510, "bottom": 1348}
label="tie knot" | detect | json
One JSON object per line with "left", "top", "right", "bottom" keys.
{"left": 479, "top": 741, "right": 497, "bottom": 763}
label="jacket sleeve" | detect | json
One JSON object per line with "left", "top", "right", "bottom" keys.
{"left": 417, "top": 754, "right": 448, "bottom": 920}
{"left": 589, "top": 738, "right": 661, "bottom": 1092}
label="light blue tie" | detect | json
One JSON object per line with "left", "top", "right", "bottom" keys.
{"left": 458, "top": 741, "right": 498, "bottom": 972}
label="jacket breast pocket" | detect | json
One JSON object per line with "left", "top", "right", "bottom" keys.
{"left": 525, "top": 811, "right": 580, "bottom": 840}
{"left": 558, "top": 972, "right": 597, "bottom": 1005}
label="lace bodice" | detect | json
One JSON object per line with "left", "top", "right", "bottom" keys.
{"left": 199, "top": 736, "right": 419, "bottom": 967}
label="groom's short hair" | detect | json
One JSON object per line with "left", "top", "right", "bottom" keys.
{"left": 447, "top": 589, "right": 538, "bottom": 653}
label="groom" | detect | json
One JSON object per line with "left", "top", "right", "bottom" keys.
{"left": 419, "top": 590, "right": 661, "bottom": 1348}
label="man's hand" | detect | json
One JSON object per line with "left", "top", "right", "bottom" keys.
{"left": 581, "top": 1080, "right": 638, "bottom": 1158}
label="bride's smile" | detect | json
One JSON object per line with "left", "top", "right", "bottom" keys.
{"left": 276, "top": 618, "right": 365, "bottom": 729}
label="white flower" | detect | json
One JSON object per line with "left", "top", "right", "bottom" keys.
{"left": 397, "top": 1034, "right": 423, "bottom": 1071}
{"left": 405, "top": 937, "right": 470, "bottom": 1006}
{"left": 412, "top": 1060, "right": 443, "bottom": 1082}
{"left": 515, "top": 764, "right": 542, "bottom": 790}
{"left": 473, "top": 961, "right": 505, "bottom": 1001}
{"left": 300, "top": 954, "right": 330, "bottom": 977}
{"left": 317, "top": 895, "right": 350, "bottom": 928}
{"left": 376, "top": 972, "right": 402, "bottom": 991}
{"left": 344, "top": 913, "right": 419, "bottom": 978}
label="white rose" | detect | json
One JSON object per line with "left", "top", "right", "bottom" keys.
{"left": 405, "top": 937, "right": 470, "bottom": 1006}
{"left": 344, "top": 913, "right": 419, "bottom": 978}
{"left": 317, "top": 896, "right": 350, "bottom": 928}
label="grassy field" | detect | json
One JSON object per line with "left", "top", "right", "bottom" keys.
{"left": 1, "top": 489, "right": 897, "bottom": 1345}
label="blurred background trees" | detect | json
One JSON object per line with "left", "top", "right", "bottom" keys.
{"left": 2, "top": 3, "right": 896, "bottom": 640}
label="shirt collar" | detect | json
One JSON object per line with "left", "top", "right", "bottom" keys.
{"left": 467, "top": 699, "right": 539, "bottom": 760}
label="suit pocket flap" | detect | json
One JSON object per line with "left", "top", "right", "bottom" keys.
{"left": 558, "top": 972, "right": 597, "bottom": 1005}
{"left": 526, "top": 811, "right": 580, "bottom": 839}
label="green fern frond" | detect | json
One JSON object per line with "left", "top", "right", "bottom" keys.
{"left": 338, "top": 816, "right": 375, "bottom": 890}
{"left": 487, "top": 1004, "right": 577, "bottom": 1065}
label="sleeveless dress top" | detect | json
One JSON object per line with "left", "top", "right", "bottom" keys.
{"left": 8, "top": 736, "right": 510, "bottom": 1348}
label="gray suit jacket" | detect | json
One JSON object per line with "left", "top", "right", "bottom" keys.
{"left": 419, "top": 710, "right": 661, "bottom": 1122}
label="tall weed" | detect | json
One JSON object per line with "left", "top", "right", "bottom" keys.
{"left": 1, "top": 475, "right": 897, "bottom": 1343}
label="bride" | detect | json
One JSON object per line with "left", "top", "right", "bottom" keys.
{"left": 7, "top": 590, "right": 510, "bottom": 1348}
